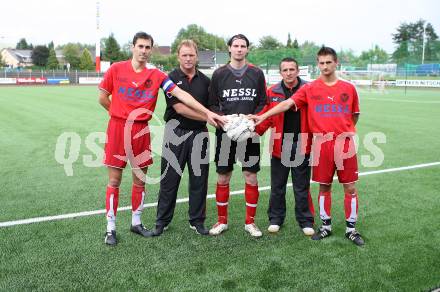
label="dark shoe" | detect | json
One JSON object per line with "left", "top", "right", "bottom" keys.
{"left": 311, "top": 226, "right": 332, "bottom": 241}
{"left": 152, "top": 224, "right": 169, "bottom": 236}
{"left": 104, "top": 230, "right": 117, "bottom": 246}
{"left": 130, "top": 224, "right": 154, "bottom": 237}
{"left": 345, "top": 230, "right": 365, "bottom": 246}
{"left": 189, "top": 223, "right": 209, "bottom": 235}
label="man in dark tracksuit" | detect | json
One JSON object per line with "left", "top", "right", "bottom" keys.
{"left": 255, "top": 57, "right": 315, "bottom": 236}
{"left": 154, "top": 40, "right": 211, "bottom": 236}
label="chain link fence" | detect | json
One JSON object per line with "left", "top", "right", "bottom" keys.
{"left": 0, "top": 69, "right": 103, "bottom": 84}
{"left": 0, "top": 62, "right": 439, "bottom": 86}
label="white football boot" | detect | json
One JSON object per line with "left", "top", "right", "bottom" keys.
{"left": 245, "top": 223, "right": 263, "bottom": 237}
{"left": 209, "top": 222, "right": 228, "bottom": 235}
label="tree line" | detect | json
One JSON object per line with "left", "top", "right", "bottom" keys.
{"left": 10, "top": 19, "right": 440, "bottom": 70}
{"left": 13, "top": 33, "right": 128, "bottom": 70}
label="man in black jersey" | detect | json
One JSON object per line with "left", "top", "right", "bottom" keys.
{"left": 153, "top": 40, "right": 211, "bottom": 236}
{"left": 208, "top": 34, "right": 267, "bottom": 237}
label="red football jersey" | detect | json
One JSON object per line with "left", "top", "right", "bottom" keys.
{"left": 99, "top": 60, "right": 176, "bottom": 121}
{"left": 291, "top": 78, "right": 360, "bottom": 135}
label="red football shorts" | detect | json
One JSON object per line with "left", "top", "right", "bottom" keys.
{"left": 311, "top": 136, "right": 358, "bottom": 184}
{"left": 103, "top": 117, "right": 153, "bottom": 169}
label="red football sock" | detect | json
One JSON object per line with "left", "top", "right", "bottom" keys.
{"left": 344, "top": 192, "right": 358, "bottom": 228}
{"left": 131, "top": 184, "right": 145, "bottom": 212}
{"left": 245, "top": 183, "right": 259, "bottom": 225}
{"left": 105, "top": 185, "right": 119, "bottom": 231}
{"left": 216, "top": 183, "right": 229, "bottom": 224}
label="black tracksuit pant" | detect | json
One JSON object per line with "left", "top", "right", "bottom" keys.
{"left": 268, "top": 142, "right": 314, "bottom": 228}
{"left": 156, "top": 125, "right": 209, "bottom": 226}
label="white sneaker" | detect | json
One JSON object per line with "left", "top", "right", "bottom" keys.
{"left": 302, "top": 227, "right": 315, "bottom": 236}
{"left": 209, "top": 222, "right": 228, "bottom": 235}
{"left": 267, "top": 224, "right": 280, "bottom": 233}
{"left": 245, "top": 223, "right": 263, "bottom": 237}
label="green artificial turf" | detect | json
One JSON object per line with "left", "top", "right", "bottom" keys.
{"left": 0, "top": 85, "right": 439, "bottom": 291}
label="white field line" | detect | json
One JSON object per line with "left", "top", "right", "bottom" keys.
{"left": 1, "top": 161, "right": 439, "bottom": 228}
{"left": 361, "top": 97, "right": 440, "bottom": 104}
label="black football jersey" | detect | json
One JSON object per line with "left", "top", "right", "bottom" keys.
{"left": 164, "top": 68, "right": 210, "bottom": 129}
{"left": 208, "top": 64, "right": 267, "bottom": 115}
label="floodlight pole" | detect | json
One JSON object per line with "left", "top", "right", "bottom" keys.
{"left": 95, "top": 1, "right": 101, "bottom": 73}
{"left": 422, "top": 24, "right": 426, "bottom": 64}
{"left": 214, "top": 38, "right": 217, "bottom": 68}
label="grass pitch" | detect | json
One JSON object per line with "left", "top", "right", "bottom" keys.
{"left": 0, "top": 85, "right": 439, "bottom": 291}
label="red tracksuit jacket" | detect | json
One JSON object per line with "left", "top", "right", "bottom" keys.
{"left": 255, "top": 79, "right": 312, "bottom": 158}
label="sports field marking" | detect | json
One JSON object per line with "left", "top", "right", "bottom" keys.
{"left": 1, "top": 161, "right": 439, "bottom": 228}
{"left": 361, "top": 97, "right": 440, "bottom": 104}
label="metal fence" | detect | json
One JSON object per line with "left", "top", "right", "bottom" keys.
{"left": 0, "top": 69, "right": 104, "bottom": 84}
{"left": 1, "top": 63, "right": 440, "bottom": 85}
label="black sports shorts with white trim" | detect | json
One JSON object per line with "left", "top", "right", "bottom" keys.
{"left": 214, "top": 129, "right": 260, "bottom": 174}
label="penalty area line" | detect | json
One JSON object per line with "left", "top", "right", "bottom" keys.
{"left": 1, "top": 161, "right": 439, "bottom": 228}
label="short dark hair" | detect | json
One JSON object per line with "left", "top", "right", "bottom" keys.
{"left": 317, "top": 46, "right": 337, "bottom": 61}
{"left": 279, "top": 57, "right": 299, "bottom": 71}
{"left": 132, "top": 31, "right": 154, "bottom": 46}
{"left": 227, "top": 34, "right": 250, "bottom": 47}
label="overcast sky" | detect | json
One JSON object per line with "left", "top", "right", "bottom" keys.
{"left": 1, "top": 0, "right": 439, "bottom": 54}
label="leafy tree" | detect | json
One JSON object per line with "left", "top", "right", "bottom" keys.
{"left": 62, "top": 43, "right": 81, "bottom": 68}
{"left": 423, "top": 23, "right": 439, "bottom": 62}
{"left": 16, "top": 38, "right": 31, "bottom": 49}
{"left": 248, "top": 47, "right": 301, "bottom": 72}
{"left": 298, "top": 41, "right": 321, "bottom": 65}
{"left": 0, "top": 56, "right": 6, "bottom": 67}
{"left": 47, "top": 48, "right": 59, "bottom": 69}
{"left": 258, "top": 35, "right": 283, "bottom": 50}
{"left": 103, "top": 33, "right": 124, "bottom": 63}
{"left": 433, "top": 40, "right": 440, "bottom": 61}
{"left": 150, "top": 53, "right": 177, "bottom": 71}
{"left": 293, "top": 38, "right": 299, "bottom": 49}
{"left": 392, "top": 21, "right": 415, "bottom": 62}
{"left": 338, "top": 49, "right": 358, "bottom": 65}
{"left": 31, "top": 45, "right": 50, "bottom": 67}
{"left": 361, "top": 45, "right": 388, "bottom": 64}
{"left": 392, "top": 19, "right": 439, "bottom": 63}
{"left": 48, "top": 41, "right": 55, "bottom": 50}
{"left": 121, "top": 40, "right": 132, "bottom": 60}
{"left": 286, "top": 33, "right": 292, "bottom": 48}
{"left": 171, "top": 24, "right": 227, "bottom": 53}
{"left": 335, "top": 46, "right": 390, "bottom": 69}
{"left": 79, "top": 48, "right": 95, "bottom": 70}
{"left": 57, "top": 43, "right": 94, "bottom": 51}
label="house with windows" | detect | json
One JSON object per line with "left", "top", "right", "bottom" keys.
{"left": 1, "top": 48, "right": 93, "bottom": 68}
{"left": 1, "top": 49, "right": 33, "bottom": 68}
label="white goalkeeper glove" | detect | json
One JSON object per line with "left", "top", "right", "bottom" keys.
{"left": 222, "top": 114, "right": 255, "bottom": 142}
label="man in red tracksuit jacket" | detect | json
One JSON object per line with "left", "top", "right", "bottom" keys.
{"left": 255, "top": 57, "right": 315, "bottom": 236}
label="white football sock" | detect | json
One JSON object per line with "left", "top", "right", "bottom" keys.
{"left": 107, "top": 219, "right": 115, "bottom": 233}
{"left": 346, "top": 227, "right": 356, "bottom": 233}
{"left": 132, "top": 213, "right": 142, "bottom": 226}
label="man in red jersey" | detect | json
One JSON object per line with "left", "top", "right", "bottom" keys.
{"left": 250, "top": 47, "right": 365, "bottom": 246}
{"left": 98, "top": 32, "right": 225, "bottom": 246}
{"left": 208, "top": 34, "right": 267, "bottom": 238}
